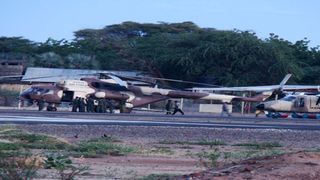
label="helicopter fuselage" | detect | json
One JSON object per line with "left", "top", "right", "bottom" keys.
{"left": 256, "top": 94, "right": 320, "bottom": 113}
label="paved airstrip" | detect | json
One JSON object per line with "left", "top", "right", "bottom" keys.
{"left": 1, "top": 109, "right": 320, "bottom": 130}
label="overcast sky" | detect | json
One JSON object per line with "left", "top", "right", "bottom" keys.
{"left": 1, "top": 0, "right": 319, "bottom": 47}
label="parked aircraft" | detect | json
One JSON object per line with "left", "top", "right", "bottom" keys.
{"left": 19, "top": 73, "right": 274, "bottom": 112}
{"left": 256, "top": 92, "right": 320, "bottom": 114}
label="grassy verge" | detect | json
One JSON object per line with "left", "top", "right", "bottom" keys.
{"left": 0, "top": 127, "right": 135, "bottom": 157}
{"left": 159, "top": 139, "right": 226, "bottom": 147}
{"left": 0, "top": 129, "right": 73, "bottom": 150}
{"left": 140, "top": 173, "right": 177, "bottom": 180}
{"left": 0, "top": 125, "right": 136, "bottom": 179}
{"left": 233, "top": 142, "right": 282, "bottom": 149}
{"left": 72, "top": 141, "right": 135, "bottom": 157}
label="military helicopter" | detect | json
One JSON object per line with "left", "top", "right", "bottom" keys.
{"left": 256, "top": 92, "right": 320, "bottom": 115}
{"left": 191, "top": 74, "right": 320, "bottom": 117}
{"left": 19, "top": 73, "right": 274, "bottom": 112}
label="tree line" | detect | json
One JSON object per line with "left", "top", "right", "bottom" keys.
{"left": 1, "top": 21, "right": 319, "bottom": 87}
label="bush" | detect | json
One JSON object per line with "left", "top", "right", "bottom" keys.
{"left": 197, "top": 148, "right": 221, "bottom": 167}
{"left": 75, "top": 141, "right": 134, "bottom": 156}
{"left": 0, "top": 142, "right": 21, "bottom": 150}
{"left": 234, "top": 142, "right": 282, "bottom": 149}
{"left": 0, "top": 150, "right": 41, "bottom": 180}
{"left": 44, "top": 153, "right": 88, "bottom": 180}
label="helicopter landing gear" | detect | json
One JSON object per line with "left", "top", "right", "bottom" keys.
{"left": 47, "top": 103, "right": 57, "bottom": 111}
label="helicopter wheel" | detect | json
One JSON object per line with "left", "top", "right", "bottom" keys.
{"left": 46, "top": 104, "right": 57, "bottom": 111}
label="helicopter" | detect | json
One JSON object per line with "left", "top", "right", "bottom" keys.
{"left": 19, "top": 73, "right": 274, "bottom": 112}
{"left": 256, "top": 92, "right": 320, "bottom": 116}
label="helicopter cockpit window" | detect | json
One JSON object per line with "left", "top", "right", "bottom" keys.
{"left": 294, "top": 97, "right": 305, "bottom": 107}
{"left": 33, "top": 87, "right": 49, "bottom": 94}
{"left": 298, "top": 98, "right": 305, "bottom": 107}
{"left": 22, "top": 88, "right": 34, "bottom": 94}
{"left": 91, "top": 82, "right": 101, "bottom": 89}
{"left": 282, "top": 96, "right": 296, "bottom": 102}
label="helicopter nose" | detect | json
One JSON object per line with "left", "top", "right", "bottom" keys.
{"left": 19, "top": 88, "right": 33, "bottom": 100}
{"left": 256, "top": 103, "right": 265, "bottom": 110}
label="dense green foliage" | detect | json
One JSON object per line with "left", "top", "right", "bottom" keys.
{"left": 1, "top": 21, "right": 319, "bottom": 86}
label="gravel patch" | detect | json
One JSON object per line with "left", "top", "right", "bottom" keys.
{"left": 17, "top": 124, "right": 320, "bottom": 148}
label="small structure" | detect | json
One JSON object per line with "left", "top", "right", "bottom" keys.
{"left": 0, "top": 59, "right": 25, "bottom": 76}
{"left": 199, "top": 104, "right": 232, "bottom": 113}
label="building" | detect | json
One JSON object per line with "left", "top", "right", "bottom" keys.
{"left": 0, "top": 59, "right": 25, "bottom": 76}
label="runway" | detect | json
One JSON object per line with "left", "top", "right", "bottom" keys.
{"left": 1, "top": 109, "right": 320, "bottom": 130}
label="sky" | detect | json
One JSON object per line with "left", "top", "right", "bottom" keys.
{"left": 0, "top": 0, "right": 319, "bottom": 47}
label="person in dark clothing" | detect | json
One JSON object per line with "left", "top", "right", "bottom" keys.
{"left": 86, "top": 97, "right": 94, "bottom": 112}
{"left": 221, "top": 102, "right": 231, "bottom": 117}
{"left": 79, "top": 98, "right": 86, "bottom": 112}
{"left": 97, "top": 99, "right": 103, "bottom": 113}
{"left": 172, "top": 100, "right": 184, "bottom": 115}
{"left": 93, "top": 99, "right": 98, "bottom": 112}
{"left": 165, "top": 100, "right": 172, "bottom": 115}
{"left": 72, "top": 97, "right": 79, "bottom": 112}
{"left": 101, "top": 99, "right": 107, "bottom": 113}
{"left": 37, "top": 97, "right": 45, "bottom": 111}
{"left": 106, "top": 99, "right": 114, "bottom": 113}
{"left": 119, "top": 100, "right": 126, "bottom": 113}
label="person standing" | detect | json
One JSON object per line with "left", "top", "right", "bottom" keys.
{"left": 172, "top": 100, "right": 184, "bottom": 115}
{"left": 221, "top": 102, "right": 231, "bottom": 117}
{"left": 97, "top": 99, "right": 103, "bottom": 113}
{"left": 119, "top": 100, "right": 126, "bottom": 113}
{"left": 106, "top": 99, "right": 114, "bottom": 113}
{"left": 101, "top": 99, "right": 107, "bottom": 113}
{"left": 72, "top": 97, "right": 79, "bottom": 112}
{"left": 37, "top": 97, "right": 45, "bottom": 111}
{"left": 86, "top": 97, "right": 94, "bottom": 112}
{"left": 79, "top": 98, "right": 86, "bottom": 112}
{"left": 165, "top": 100, "right": 172, "bottom": 115}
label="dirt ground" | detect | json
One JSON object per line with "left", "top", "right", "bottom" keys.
{"left": 184, "top": 151, "right": 320, "bottom": 180}
{"left": 51, "top": 137, "right": 209, "bottom": 179}
{"left": 35, "top": 136, "right": 320, "bottom": 180}
{"left": 12, "top": 124, "right": 320, "bottom": 179}
{"left": 34, "top": 140, "right": 320, "bottom": 180}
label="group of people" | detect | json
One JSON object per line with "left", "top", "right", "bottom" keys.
{"left": 37, "top": 96, "right": 231, "bottom": 116}
{"left": 165, "top": 100, "right": 184, "bottom": 115}
{"left": 71, "top": 96, "right": 114, "bottom": 113}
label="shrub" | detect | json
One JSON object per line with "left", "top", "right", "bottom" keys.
{"left": 44, "top": 153, "right": 88, "bottom": 180}
{"left": 0, "top": 150, "right": 41, "bottom": 179}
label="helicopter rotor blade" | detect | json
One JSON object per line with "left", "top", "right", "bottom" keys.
{"left": 106, "top": 74, "right": 128, "bottom": 88}
{"left": 136, "top": 76, "right": 219, "bottom": 87}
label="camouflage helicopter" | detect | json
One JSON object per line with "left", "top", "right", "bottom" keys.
{"left": 256, "top": 92, "right": 320, "bottom": 116}
{"left": 190, "top": 74, "right": 320, "bottom": 117}
{"left": 19, "top": 73, "right": 274, "bottom": 112}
